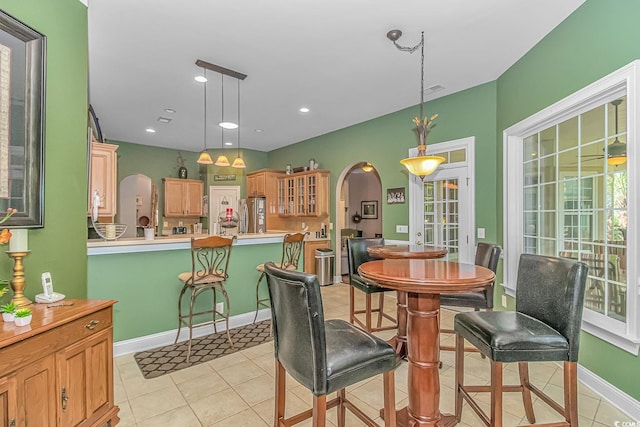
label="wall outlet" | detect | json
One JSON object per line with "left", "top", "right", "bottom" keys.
{"left": 329, "top": 222, "right": 333, "bottom": 230}
{"left": 501, "top": 294, "right": 507, "bottom": 308}
{"left": 396, "top": 225, "right": 409, "bottom": 233}
{"left": 216, "top": 302, "right": 224, "bottom": 314}
{"left": 163, "top": 221, "right": 168, "bottom": 228}
{"left": 477, "top": 227, "right": 485, "bottom": 239}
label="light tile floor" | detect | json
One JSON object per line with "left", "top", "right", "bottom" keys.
{"left": 114, "top": 283, "right": 634, "bottom": 426}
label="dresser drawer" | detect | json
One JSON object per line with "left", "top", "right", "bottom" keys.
{"left": 0, "top": 307, "right": 112, "bottom": 373}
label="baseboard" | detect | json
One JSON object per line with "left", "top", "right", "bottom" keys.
{"left": 578, "top": 364, "right": 640, "bottom": 420}
{"left": 113, "top": 309, "right": 272, "bottom": 357}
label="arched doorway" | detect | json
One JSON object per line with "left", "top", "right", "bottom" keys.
{"left": 333, "top": 161, "right": 382, "bottom": 282}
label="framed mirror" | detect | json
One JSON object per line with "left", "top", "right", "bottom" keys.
{"left": 0, "top": 10, "right": 45, "bottom": 227}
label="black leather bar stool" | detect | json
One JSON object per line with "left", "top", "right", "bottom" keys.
{"left": 440, "top": 242, "right": 502, "bottom": 354}
{"left": 263, "top": 262, "right": 398, "bottom": 427}
{"left": 454, "top": 254, "right": 588, "bottom": 426}
{"left": 174, "top": 235, "right": 235, "bottom": 362}
{"left": 253, "top": 232, "right": 306, "bottom": 323}
{"left": 347, "top": 237, "right": 397, "bottom": 332}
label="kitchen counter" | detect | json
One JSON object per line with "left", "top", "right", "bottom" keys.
{"left": 87, "top": 230, "right": 333, "bottom": 346}
{"left": 87, "top": 232, "right": 329, "bottom": 255}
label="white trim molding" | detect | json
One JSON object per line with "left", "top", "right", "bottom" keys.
{"left": 503, "top": 60, "right": 640, "bottom": 354}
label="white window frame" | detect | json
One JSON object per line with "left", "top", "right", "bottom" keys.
{"left": 503, "top": 61, "right": 639, "bottom": 354}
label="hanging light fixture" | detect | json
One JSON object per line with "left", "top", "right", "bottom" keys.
{"left": 214, "top": 74, "right": 231, "bottom": 167}
{"left": 607, "top": 99, "right": 627, "bottom": 166}
{"left": 194, "top": 59, "right": 247, "bottom": 167}
{"left": 362, "top": 162, "right": 374, "bottom": 172}
{"left": 196, "top": 68, "right": 213, "bottom": 165}
{"left": 387, "top": 30, "right": 444, "bottom": 179}
{"left": 232, "top": 78, "right": 246, "bottom": 168}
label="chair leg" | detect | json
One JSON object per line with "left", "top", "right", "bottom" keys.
{"left": 518, "top": 362, "right": 536, "bottom": 424}
{"left": 174, "top": 284, "right": 188, "bottom": 344}
{"left": 275, "top": 360, "right": 286, "bottom": 427}
{"left": 382, "top": 370, "right": 396, "bottom": 427}
{"left": 376, "top": 292, "right": 385, "bottom": 329}
{"left": 337, "top": 389, "right": 346, "bottom": 427}
{"left": 313, "top": 394, "right": 327, "bottom": 427}
{"left": 454, "top": 333, "right": 464, "bottom": 421}
{"left": 349, "top": 286, "right": 355, "bottom": 324}
{"left": 220, "top": 285, "right": 234, "bottom": 348}
{"left": 365, "top": 294, "right": 372, "bottom": 332}
{"left": 212, "top": 287, "right": 218, "bottom": 334}
{"left": 490, "top": 361, "right": 503, "bottom": 427}
{"left": 253, "top": 272, "right": 265, "bottom": 323}
{"left": 563, "top": 361, "right": 579, "bottom": 427}
{"left": 187, "top": 287, "right": 197, "bottom": 362}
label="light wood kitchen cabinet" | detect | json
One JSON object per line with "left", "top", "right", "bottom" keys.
{"left": 89, "top": 141, "right": 118, "bottom": 219}
{"left": 0, "top": 300, "right": 118, "bottom": 427}
{"left": 278, "top": 170, "right": 330, "bottom": 217}
{"left": 163, "top": 178, "right": 203, "bottom": 217}
{"left": 304, "top": 240, "right": 330, "bottom": 274}
{"left": 246, "top": 169, "right": 285, "bottom": 228}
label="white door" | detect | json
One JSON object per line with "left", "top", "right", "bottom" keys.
{"left": 409, "top": 137, "right": 475, "bottom": 263}
{"left": 209, "top": 186, "right": 240, "bottom": 233}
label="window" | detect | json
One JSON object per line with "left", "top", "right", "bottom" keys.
{"left": 504, "top": 62, "right": 639, "bottom": 354}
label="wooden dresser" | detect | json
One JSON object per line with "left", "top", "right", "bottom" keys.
{"left": 0, "top": 299, "right": 119, "bottom": 426}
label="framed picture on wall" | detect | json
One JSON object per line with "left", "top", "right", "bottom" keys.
{"left": 361, "top": 200, "right": 378, "bottom": 219}
{"left": 386, "top": 187, "right": 405, "bottom": 204}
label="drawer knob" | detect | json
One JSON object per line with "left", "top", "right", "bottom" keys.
{"left": 85, "top": 320, "right": 100, "bottom": 330}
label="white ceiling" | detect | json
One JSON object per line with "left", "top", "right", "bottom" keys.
{"left": 87, "top": 0, "right": 585, "bottom": 153}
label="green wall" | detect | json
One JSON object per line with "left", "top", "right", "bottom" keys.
{"left": 0, "top": 1, "right": 89, "bottom": 298}
{"left": 267, "top": 81, "right": 498, "bottom": 243}
{"left": 496, "top": 0, "right": 640, "bottom": 400}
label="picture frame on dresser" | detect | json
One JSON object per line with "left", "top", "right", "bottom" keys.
{"left": 0, "top": 10, "right": 46, "bottom": 227}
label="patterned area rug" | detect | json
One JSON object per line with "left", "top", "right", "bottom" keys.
{"left": 134, "top": 320, "right": 272, "bottom": 379}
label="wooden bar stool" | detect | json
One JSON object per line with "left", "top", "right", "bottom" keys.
{"left": 263, "top": 262, "right": 398, "bottom": 427}
{"left": 253, "top": 232, "right": 307, "bottom": 323}
{"left": 347, "top": 237, "right": 396, "bottom": 332}
{"left": 454, "top": 254, "right": 588, "bottom": 426}
{"left": 174, "top": 235, "right": 235, "bottom": 362}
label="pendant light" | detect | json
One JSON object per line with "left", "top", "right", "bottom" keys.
{"left": 232, "top": 78, "right": 246, "bottom": 168}
{"left": 607, "top": 99, "right": 627, "bottom": 166}
{"left": 388, "top": 30, "right": 444, "bottom": 180}
{"left": 362, "top": 162, "right": 374, "bottom": 172}
{"left": 196, "top": 68, "right": 213, "bottom": 165}
{"left": 214, "top": 74, "right": 231, "bottom": 167}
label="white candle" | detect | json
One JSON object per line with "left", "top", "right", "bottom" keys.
{"left": 9, "top": 229, "right": 28, "bottom": 252}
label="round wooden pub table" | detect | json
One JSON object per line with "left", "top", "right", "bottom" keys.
{"left": 367, "top": 245, "right": 447, "bottom": 358}
{"left": 359, "top": 259, "right": 495, "bottom": 427}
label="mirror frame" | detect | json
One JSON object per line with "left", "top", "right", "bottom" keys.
{"left": 0, "top": 10, "right": 45, "bottom": 228}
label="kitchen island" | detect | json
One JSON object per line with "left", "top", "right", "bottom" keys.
{"left": 87, "top": 233, "right": 330, "bottom": 354}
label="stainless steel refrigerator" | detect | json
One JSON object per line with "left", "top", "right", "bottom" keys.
{"left": 248, "top": 196, "right": 267, "bottom": 233}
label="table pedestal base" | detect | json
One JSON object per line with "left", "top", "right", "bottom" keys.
{"left": 380, "top": 407, "right": 458, "bottom": 426}
{"left": 391, "top": 291, "right": 408, "bottom": 358}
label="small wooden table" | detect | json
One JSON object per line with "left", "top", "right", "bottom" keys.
{"left": 359, "top": 259, "right": 495, "bottom": 427}
{"left": 367, "top": 245, "right": 447, "bottom": 357}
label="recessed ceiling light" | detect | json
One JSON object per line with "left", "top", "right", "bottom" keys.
{"left": 219, "top": 121, "right": 238, "bottom": 129}
{"left": 194, "top": 75, "right": 207, "bottom": 83}
{"left": 157, "top": 117, "right": 172, "bottom": 123}
{"left": 255, "top": 129, "right": 263, "bottom": 133}
{"left": 164, "top": 108, "right": 176, "bottom": 114}
{"left": 145, "top": 128, "right": 156, "bottom": 133}
{"left": 224, "top": 141, "right": 233, "bottom": 146}
{"left": 299, "top": 107, "right": 310, "bottom": 113}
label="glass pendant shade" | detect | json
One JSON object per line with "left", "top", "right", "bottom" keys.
{"left": 214, "top": 154, "right": 230, "bottom": 167}
{"left": 231, "top": 157, "right": 246, "bottom": 168}
{"left": 401, "top": 154, "right": 445, "bottom": 179}
{"left": 197, "top": 150, "right": 214, "bottom": 164}
{"left": 607, "top": 155, "right": 627, "bottom": 166}
{"left": 362, "top": 163, "right": 374, "bottom": 172}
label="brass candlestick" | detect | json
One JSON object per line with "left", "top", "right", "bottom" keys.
{"left": 7, "top": 251, "right": 31, "bottom": 307}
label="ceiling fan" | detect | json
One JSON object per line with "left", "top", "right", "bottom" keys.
{"left": 581, "top": 99, "right": 627, "bottom": 166}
